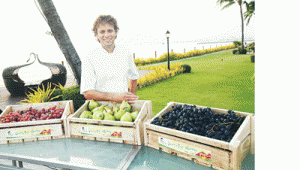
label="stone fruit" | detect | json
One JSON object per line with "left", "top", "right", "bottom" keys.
{"left": 120, "top": 112, "right": 132, "bottom": 122}
{"left": 130, "top": 111, "right": 139, "bottom": 121}
{"left": 80, "top": 111, "right": 92, "bottom": 119}
{"left": 88, "top": 100, "right": 99, "bottom": 111}
{"left": 93, "top": 111, "right": 104, "bottom": 120}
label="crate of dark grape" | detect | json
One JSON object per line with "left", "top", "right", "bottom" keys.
{"left": 0, "top": 101, "right": 74, "bottom": 144}
{"left": 67, "top": 100, "right": 152, "bottom": 145}
{"left": 144, "top": 102, "right": 255, "bottom": 170}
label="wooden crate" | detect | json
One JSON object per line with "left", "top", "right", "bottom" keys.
{"left": 144, "top": 102, "right": 255, "bottom": 170}
{"left": 67, "top": 100, "right": 152, "bottom": 145}
{"left": 0, "top": 100, "right": 74, "bottom": 144}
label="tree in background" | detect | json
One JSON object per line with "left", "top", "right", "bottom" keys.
{"left": 37, "top": 0, "right": 81, "bottom": 85}
{"left": 244, "top": 0, "right": 255, "bottom": 25}
{"left": 217, "top": 0, "right": 245, "bottom": 49}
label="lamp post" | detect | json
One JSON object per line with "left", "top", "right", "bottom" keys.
{"left": 166, "top": 30, "right": 170, "bottom": 70}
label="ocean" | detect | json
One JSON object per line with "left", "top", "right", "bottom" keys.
{"left": 0, "top": 40, "right": 254, "bottom": 88}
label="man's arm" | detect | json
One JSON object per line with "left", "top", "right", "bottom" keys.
{"left": 83, "top": 90, "right": 138, "bottom": 104}
{"left": 129, "top": 79, "right": 137, "bottom": 95}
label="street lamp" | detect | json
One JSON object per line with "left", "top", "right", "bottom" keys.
{"left": 166, "top": 30, "right": 170, "bottom": 70}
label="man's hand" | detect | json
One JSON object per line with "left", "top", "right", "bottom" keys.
{"left": 115, "top": 92, "right": 139, "bottom": 104}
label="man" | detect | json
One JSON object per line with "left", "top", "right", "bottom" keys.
{"left": 80, "top": 15, "right": 139, "bottom": 104}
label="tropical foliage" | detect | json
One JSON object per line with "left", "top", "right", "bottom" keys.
{"left": 134, "top": 44, "right": 235, "bottom": 66}
{"left": 217, "top": 0, "right": 245, "bottom": 49}
{"left": 21, "top": 83, "right": 61, "bottom": 104}
{"left": 244, "top": 0, "right": 255, "bottom": 25}
{"left": 137, "top": 62, "right": 184, "bottom": 89}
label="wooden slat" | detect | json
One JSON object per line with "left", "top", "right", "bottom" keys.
{"left": 229, "top": 116, "right": 251, "bottom": 150}
{"left": 146, "top": 123, "right": 230, "bottom": 150}
{"left": 0, "top": 101, "right": 71, "bottom": 129}
{"left": 23, "top": 138, "right": 38, "bottom": 142}
{"left": 145, "top": 101, "right": 254, "bottom": 170}
{"left": 68, "top": 100, "right": 150, "bottom": 145}
{"left": 250, "top": 115, "right": 255, "bottom": 154}
{"left": 147, "top": 130, "right": 231, "bottom": 170}
{"left": 169, "top": 102, "right": 253, "bottom": 117}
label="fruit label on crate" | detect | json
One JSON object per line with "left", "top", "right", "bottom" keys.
{"left": 1, "top": 124, "right": 62, "bottom": 140}
{"left": 74, "top": 124, "right": 133, "bottom": 140}
{"left": 158, "top": 137, "right": 212, "bottom": 162}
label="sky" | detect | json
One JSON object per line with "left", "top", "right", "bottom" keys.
{"left": 0, "top": 0, "right": 254, "bottom": 67}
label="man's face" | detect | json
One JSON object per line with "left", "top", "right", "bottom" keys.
{"left": 97, "top": 23, "right": 117, "bottom": 48}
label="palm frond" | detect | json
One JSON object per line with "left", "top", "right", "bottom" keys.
{"left": 221, "top": 1, "right": 235, "bottom": 10}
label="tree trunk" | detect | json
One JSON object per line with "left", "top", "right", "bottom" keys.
{"left": 239, "top": 1, "right": 245, "bottom": 49}
{"left": 37, "top": 0, "right": 81, "bottom": 85}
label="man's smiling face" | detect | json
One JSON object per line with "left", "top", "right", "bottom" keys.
{"left": 97, "top": 23, "right": 117, "bottom": 49}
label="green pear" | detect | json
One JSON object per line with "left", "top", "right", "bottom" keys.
{"left": 114, "top": 109, "right": 126, "bottom": 120}
{"left": 103, "top": 106, "right": 112, "bottom": 114}
{"left": 120, "top": 112, "right": 132, "bottom": 122}
{"left": 79, "top": 111, "right": 92, "bottom": 119}
{"left": 113, "top": 107, "right": 120, "bottom": 114}
{"left": 104, "top": 112, "right": 115, "bottom": 121}
{"left": 89, "top": 100, "right": 99, "bottom": 111}
{"left": 120, "top": 101, "right": 131, "bottom": 112}
{"left": 93, "top": 111, "right": 104, "bottom": 120}
{"left": 130, "top": 111, "right": 139, "bottom": 121}
{"left": 91, "top": 105, "right": 105, "bottom": 114}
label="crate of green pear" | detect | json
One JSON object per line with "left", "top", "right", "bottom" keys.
{"left": 0, "top": 100, "right": 74, "bottom": 144}
{"left": 67, "top": 100, "right": 152, "bottom": 145}
{"left": 144, "top": 102, "right": 255, "bottom": 170}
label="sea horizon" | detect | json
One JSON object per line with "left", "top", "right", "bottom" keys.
{"left": 0, "top": 40, "right": 254, "bottom": 88}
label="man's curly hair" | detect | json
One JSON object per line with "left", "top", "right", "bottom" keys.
{"left": 92, "top": 15, "right": 119, "bottom": 37}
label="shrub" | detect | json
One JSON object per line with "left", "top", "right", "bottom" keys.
{"left": 238, "top": 47, "right": 247, "bottom": 54}
{"left": 134, "top": 44, "right": 236, "bottom": 66}
{"left": 137, "top": 62, "right": 184, "bottom": 89}
{"left": 60, "top": 85, "right": 86, "bottom": 111}
{"left": 181, "top": 64, "right": 191, "bottom": 73}
{"left": 21, "top": 83, "right": 61, "bottom": 104}
{"left": 251, "top": 55, "right": 255, "bottom": 63}
{"left": 233, "top": 49, "right": 238, "bottom": 54}
{"left": 233, "top": 41, "right": 242, "bottom": 47}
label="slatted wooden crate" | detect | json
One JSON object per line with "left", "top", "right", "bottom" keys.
{"left": 144, "top": 102, "right": 255, "bottom": 170}
{"left": 67, "top": 100, "right": 152, "bottom": 145}
{"left": 0, "top": 101, "right": 74, "bottom": 144}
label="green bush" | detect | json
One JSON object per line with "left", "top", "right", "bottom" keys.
{"left": 181, "top": 64, "right": 191, "bottom": 73}
{"left": 233, "top": 49, "right": 238, "bottom": 54}
{"left": 251, "top": 55, "right": 255, "bottom": 63}
{"left": 51, "top": 85, "right": 86, "bottom": 111}
{"left": 61, "top": 86, "right": 86, "bottom": 111}
{"left": 233, "top": 41, "right": 242, "bottom": 47}
{"left": 238, "top": 47, "right": 247, "bottom": 54}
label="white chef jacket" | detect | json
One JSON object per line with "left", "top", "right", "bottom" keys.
{"left": 80, "top": 44, "right": 140, "bottom": 94}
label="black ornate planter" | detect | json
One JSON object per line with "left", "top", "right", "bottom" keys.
{"left": 2, "top": 53, "right": 67, "bottom": 96}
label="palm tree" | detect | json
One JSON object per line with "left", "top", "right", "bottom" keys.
{"left": 244, "top": 0, "right": 255, "bottom": 25}
{"left": 37, "top": 0, "right": 81, "bottom": 85}
{"left": 217, "top": 0, "right": 245, "bottom": 49}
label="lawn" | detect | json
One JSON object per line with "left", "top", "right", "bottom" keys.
{"left": 136, "top": 50, "right": 255, "bottom": 117}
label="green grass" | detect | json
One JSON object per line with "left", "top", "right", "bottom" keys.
{"left": 136, "top": 50, "right": 255, "bottom": 117}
